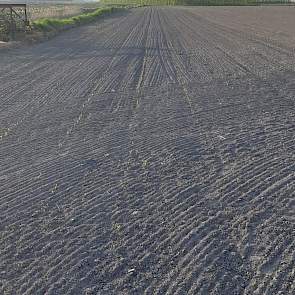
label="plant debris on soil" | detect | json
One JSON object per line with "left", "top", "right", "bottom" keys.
{"left": 0, "top": 6, "right": 294, "bottom": 295}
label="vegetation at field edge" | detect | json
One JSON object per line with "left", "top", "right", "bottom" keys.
{"left": 33, "top": 7, "right": 120, "bottom": 32}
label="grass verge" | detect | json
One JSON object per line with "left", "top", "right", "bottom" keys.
{"left": 32, "top": 7, "right": 120, "bottom": 32}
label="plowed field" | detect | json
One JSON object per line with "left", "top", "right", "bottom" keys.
{"left": 0, "top": 6, "right": 294, "bottom": 295}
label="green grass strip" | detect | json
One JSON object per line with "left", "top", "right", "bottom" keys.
{"left": 32, "top": 7, "right": 118, "bottom": 32}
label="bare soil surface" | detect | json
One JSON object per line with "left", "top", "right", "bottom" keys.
{"left": 0, "top": 6, "right": 294, "bottom": 295}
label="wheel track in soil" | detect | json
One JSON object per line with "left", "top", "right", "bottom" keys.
{"left": 0, "top": 6, "right": 294, "bottom": 295}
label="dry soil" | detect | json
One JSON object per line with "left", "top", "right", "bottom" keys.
{"left": 0, "top": 6, "right": 294, "bottom": 295}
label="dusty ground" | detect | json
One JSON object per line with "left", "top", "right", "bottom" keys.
{"left": 0, "top": 6, "right": 294, "bottom": 295}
